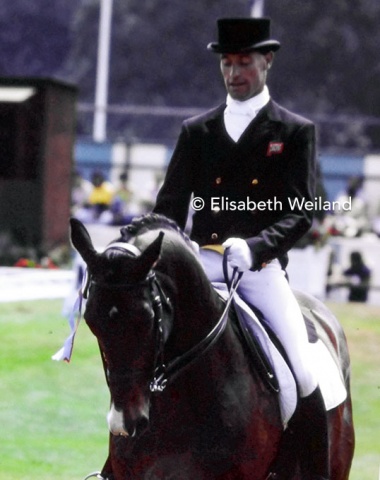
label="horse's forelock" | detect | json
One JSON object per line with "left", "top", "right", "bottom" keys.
{"left": 96, "top": 249, "right": 136, "bottom": 281}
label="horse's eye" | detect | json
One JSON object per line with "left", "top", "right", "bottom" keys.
{"left": 109, "top": 306, "right": 119, "bottom": 320}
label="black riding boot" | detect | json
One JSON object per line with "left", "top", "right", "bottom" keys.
{"left": 297, "top": 386, "right": 330, "bottom": 480}
{"left": 263, "top": 386, "right": 330, "bottom": 480}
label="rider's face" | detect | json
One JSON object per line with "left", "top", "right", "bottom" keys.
{"left": 220, "top": 51, "right": 273, "bottom": 101}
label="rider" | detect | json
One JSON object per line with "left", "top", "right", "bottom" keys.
{"left": 153, "top": 17, "right": 329, "bottom": 480}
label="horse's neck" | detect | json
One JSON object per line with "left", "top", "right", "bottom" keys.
{"left": 161, "top": 246, "right": 224, "bottom": 354}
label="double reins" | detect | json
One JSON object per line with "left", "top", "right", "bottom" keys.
{"left": 150, "top": 265, "right": 242, "bottom": 392}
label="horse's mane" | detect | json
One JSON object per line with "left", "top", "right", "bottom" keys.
{"left": 121, "top": 213, "right": 193, "bottom": 248}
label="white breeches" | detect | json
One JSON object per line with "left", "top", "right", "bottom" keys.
{"left": 199, "top": 249, "right": 318, "bottom": 398}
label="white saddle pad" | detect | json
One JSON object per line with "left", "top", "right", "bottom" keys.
{"left": 213, "top": 283, "right": 347, "bottom": 427}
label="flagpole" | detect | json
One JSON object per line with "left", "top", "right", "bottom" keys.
{"left": 251, "top": 0, "right": 265, "bottom": 17}
{"left": 93, "top": 0, "right": 113, "bottom": 142}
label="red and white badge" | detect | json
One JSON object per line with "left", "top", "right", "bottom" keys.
{"left": 266, "top": 142, "right": 284, "bottom": 156}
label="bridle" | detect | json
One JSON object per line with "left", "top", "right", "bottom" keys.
{"left": 88, "top": 241, "right": 242, "bottom": 394}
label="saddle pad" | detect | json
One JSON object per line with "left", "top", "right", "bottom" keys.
{"left": 213, "top": 283, "right": 347, "bottom": 426}
{"left": 308, "top": 338, "right": 347, "bottom": 410}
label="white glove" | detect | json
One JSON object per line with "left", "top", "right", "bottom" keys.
{"left": 223, "top": 238, "right": 253, "bottom": 272}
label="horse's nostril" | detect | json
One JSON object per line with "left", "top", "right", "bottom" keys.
{"left": 124, "top": 416, "right": 149, "bottom": 438}
{"left": 125, "top": 424, "right": 136, "bottom": 437}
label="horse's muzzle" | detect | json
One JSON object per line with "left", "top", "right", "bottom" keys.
{"left": 107, "top": 401, "right": 150, "bottom": 438}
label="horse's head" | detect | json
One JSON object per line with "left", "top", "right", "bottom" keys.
{"left": 70, "top": 217, "right": 169, "bottom": 438}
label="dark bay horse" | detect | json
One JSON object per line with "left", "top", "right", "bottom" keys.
{"left": 70, "top": 215, "right": 354, "bottom": 480}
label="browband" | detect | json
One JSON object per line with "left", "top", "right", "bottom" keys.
{"left": 105, "top": 242, "right": 142, "bottom": 257}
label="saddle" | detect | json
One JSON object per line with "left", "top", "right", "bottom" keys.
{"left": 229, "top": 297, "right": 318, "bottom": 394}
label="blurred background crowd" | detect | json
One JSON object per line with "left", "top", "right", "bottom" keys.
{"left": 1, "top": 0, "right": 380, "bottom": 304}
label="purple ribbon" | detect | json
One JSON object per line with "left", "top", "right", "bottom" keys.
{"left": 52, "top": 289, "right": 84, "bottom": 363}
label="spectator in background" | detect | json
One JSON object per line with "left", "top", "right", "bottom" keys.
{"left": 343, "top": 251, "right": 371, "bottom": 302}
{"left": 87, "top": 170, "right": 115, "bottom": 222}
{"left": 111, "top": 172, "right": 135, "bottom": 225}
{"left": 333, "top": 176, "right": 370, "bottom": 237}
{"left": 74, "top": 170, "right": 115, "bottom": 223}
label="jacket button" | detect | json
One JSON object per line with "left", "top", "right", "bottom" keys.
{"left": 211, "top": 233, "right": 218, "bottom": 241}
{"left": 215, "top": 177, "right": 222, "bottom": 185}
{"left": 251, "top": 178, "right": 259, "bottom": 185}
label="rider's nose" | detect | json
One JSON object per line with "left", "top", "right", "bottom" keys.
{"left": 229, "top": 64, "right": 241, "bottom": 78}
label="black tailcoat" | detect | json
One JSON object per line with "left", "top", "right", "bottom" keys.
{"left": 154, "top": 100, "right": 316, "bottom": 270}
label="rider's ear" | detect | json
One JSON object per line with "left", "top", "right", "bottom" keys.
{"left": 70, "top": 217, "right": 99, "bottom": 270}
{"left": 136, "top": 231, "right": 164, "bottom": 278}
{"left": 264, "top": 51, "right": 274, "bottom": 70}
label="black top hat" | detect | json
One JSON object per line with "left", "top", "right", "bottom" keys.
{"left": 207, "top": 18, "right": 280, "bottom": 54}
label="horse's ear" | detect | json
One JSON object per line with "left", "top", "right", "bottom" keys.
{"left": 136, "top": 231, "right": 164, "bottom": 277}
{"left": 70, "top": 218, "right": 99, "bottom": 268}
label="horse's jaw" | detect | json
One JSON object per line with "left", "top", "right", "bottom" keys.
{"left": 107, "top": 401, "right": 150, "bottom": 438}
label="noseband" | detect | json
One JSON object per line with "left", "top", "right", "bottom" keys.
{"left": 90, "top": 241, "right": 242, "bottom": 394}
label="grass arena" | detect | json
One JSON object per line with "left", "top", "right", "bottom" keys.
{"left": 0, "top": 298, "right": 379, "bottom": 479}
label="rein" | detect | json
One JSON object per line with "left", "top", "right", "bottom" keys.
{"left": 93, "top": 241, "right": 242, "bottom": 394}
{"left": 151, "top": 266, "right": 242, "bottom": 392}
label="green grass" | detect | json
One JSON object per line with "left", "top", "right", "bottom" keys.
{"left": 0, "top": 299, "right": 379, "bottom": 479}
{"left": 328, "top": 302, "right": 380, "bottom": 480}
{"left": 0, "top": 300, "right": 109, "bottom": 479}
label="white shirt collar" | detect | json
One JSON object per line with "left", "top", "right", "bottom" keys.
{"left": 225, "top": 85, "right": 270, "bottom": 117}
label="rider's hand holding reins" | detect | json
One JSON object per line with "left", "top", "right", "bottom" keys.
{"left": 223, "top": 238, "right": 253, "bottom": 272}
